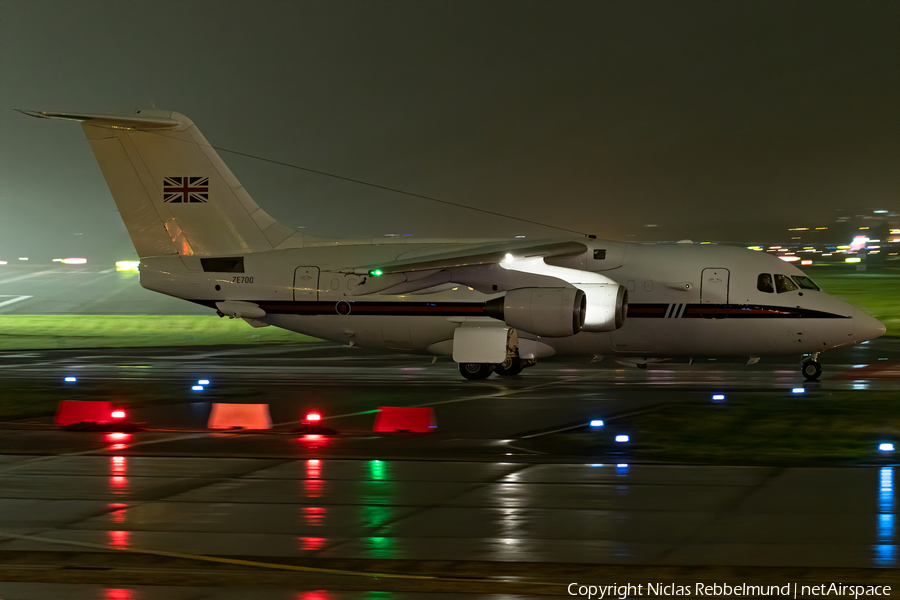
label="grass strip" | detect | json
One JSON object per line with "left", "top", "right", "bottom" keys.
{"left": 0, "top": 315, "right": 318, "bottom": 351}
{"left": 812, "top": 269, "right": 900, "bottom": 335}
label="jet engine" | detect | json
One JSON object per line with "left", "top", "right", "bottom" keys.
{"left": 484, "top": 285, "right": 627, "bottom": 337}
{"left": 578, "top": 283, "right": 628, "bottom": 332}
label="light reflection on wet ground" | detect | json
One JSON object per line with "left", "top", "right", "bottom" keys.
{"left": 0, "top": 340, "right": 897, "bottom": 597}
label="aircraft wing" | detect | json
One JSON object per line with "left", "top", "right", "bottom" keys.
{"left": 351, "top": 240, "right": 587, "bottom": 275}
{"left": 345, "top": 240, "right": 605, "bottom": 296}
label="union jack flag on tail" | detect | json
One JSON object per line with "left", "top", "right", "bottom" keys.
{"left": 163, "top": 176, "right": 209, "bottom": 203}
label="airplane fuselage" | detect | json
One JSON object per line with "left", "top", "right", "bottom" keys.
{"left": 139, "top": 238, "right": 883, "bottom": 362}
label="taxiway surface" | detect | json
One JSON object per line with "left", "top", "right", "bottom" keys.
{"left": 0, "top": 341, "right": 898, "bottom": 598}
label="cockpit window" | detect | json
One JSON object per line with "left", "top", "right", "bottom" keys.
{"left": 774, "top": 274, "right": 798, "bottom": 293}
{"left": 793, "top": 276, "right": 819, "bottom": 290}
{"left": 757, "top": 273, "right": 774, "bottom": 293}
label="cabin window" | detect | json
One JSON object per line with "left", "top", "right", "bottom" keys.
{"left": 757, "top": 273, "right": 774, "bottom": 293}
{"left": 774, "top": 274, "right": 798, "bottom": 293}
{"left": 794, "top": 276, "right": 819, "bottom": 290}
{"left": 593, "top": 249, "right": 606, "bottom": 260}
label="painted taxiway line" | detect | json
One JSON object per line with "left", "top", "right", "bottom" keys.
{"left": 0, "top": 529, "right": 562, "bottom": 588}
{"left": 0, "top": 295, "right": 33, "bottom": 309}
{"left": 0, "top": 271, "right": 55, "bottom": 285}
{"left": 274, "top": 378, "right": 571, "bottom": 427}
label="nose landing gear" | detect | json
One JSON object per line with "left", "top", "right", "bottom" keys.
{"left": 801, "top": 353, "right": 822, "bottom": 381}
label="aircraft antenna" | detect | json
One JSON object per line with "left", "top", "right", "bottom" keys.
{"left": 210, "top": 145, "right": 590, "bottom": 236}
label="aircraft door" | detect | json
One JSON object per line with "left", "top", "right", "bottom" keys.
{"left": 700, "top": 268, "right": 729, "bottom": 304}
{"left": 293, "top": 267, "right": 319, "bottom": 301}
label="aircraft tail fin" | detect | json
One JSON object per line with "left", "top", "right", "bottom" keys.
{"left": 19, "top": 109, "right": 295, "bottom": 258}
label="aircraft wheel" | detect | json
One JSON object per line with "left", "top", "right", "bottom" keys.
{"left": 494, "top": 357, "right": 523, "bottom": 377}
{"left": 801, "top": 360, "right": 822, "bottom": 381}
{"left": 458, "top": 363, "right": 494, "bottom": 380}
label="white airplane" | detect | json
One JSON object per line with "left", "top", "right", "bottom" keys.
{"left": 20, "top": 109, "right": 886, "bottom": 380}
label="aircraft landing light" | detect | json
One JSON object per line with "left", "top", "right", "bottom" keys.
{"left": 589, "top": 419, "right": 604, "bottom": 427}
{"left": 712, "top": 394, "right": 725, "bottom": 401}
{"left": 198, "top": 379, "right": 210, "bottom": 385}
{"left": 880, "top": 443, "right": 895, "bottom": 453}
{"left": 615, "top": 434, "right": 630, "bottom": 443}
{"left": 115, "top": 260, "right": 140, "bottom": 271}
{"left": 792, "top": 388, "right": 805, "bottom": 394}
{"left": 64, "top": 376, "right": 77, "bottom": 383}
{"left": 191, "top": 385, "right": 204, "bottom": 391}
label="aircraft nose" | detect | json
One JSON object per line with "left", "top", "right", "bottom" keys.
{"left": 853, "top": 307, "right": 886, "bottom": 343}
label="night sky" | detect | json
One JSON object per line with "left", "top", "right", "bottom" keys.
{"left": 1, "top": 1, "right": 898, "bottom": 261}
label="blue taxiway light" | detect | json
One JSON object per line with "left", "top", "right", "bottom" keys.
{"left": 590, "top": 420, "right": 604, "bottom": 427}
{"left": 191, "top": 385, "right": 204, "bottom": 391}
{"left": 792, "top": 388, "right": 806, "bottom": 394}
{"left": 64, "top": 377, "right": 77, "bottom": 383}
{"left": 198, "top": 379, "right": 210, "bottom": 385}
{"left": 880, "top": 443, "right": 895, "bottom": 453}
{"left": 615, "top": 434, "right": 630, "bottom": 443}
{"left": 712, "top": 394, "right": 725, "bottom": 401}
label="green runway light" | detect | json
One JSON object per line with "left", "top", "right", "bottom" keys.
{"left": 369, "top": 269, "right": 384, "bottom": 277}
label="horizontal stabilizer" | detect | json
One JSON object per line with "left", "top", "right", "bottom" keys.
{"left": 17, "top": 109, "right": 180, "bottom": 130}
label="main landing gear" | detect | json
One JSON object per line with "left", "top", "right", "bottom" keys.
{"left": 458, "top": 358, "right": 535, "bottom": 380}
{"left": 801, "top": 353, "right": 822, "bottom": 381}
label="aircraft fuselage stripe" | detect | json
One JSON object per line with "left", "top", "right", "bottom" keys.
{"left": 197, "top": 300, "right": 848, "bottom": 320}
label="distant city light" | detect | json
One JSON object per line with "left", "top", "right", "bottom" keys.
{"left": 64, "top": 376, "right": 77, "bottom": 383}
{"left": 779, "top": 256, "right": 800, "bottom": 262}
{"left": 712, "top": 394, "right": 725, "bottom": 401}
{"left": 52, "top": 258, "right": 63, "bottom": 262}
{"left": 845, "top": 257, "right": 862, "bottom": 264}
{"left": 880, "top": 443, "right": 895, "bottom": 452}
{"left": 198, "top": 379, "right": 210, "bottom": 385}
{"left": 18, "top": 257, "right": 28, "bottom": 261}
{"left": 0, "top": 261, "right": 7, "bottom": 265}
{"left": 792, "top": 388, "right": 805, "bottom": 394}
{"left": 62, "top": 258, "right": 87, "bottom": 264}
{"left": 874, "top": 210, "right": 888, "bottom": 214}
{"left": 590, "top": 419, "right": 605, "bottom": 427}
{"left": 801, "top": 260, "right": 813, "bottom": 266}
{"left": 615, "top": 434, "right": 630, "bottom": 443}
{"left": 191, "top": 385, "right": 204, "bottom": 391}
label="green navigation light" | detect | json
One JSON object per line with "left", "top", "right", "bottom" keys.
{"left": 369, "top": 269, "right": 384, "bottom": 277}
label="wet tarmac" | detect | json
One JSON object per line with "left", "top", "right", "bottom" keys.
{"left": 0, "top": 340, "right": 899, "bottom": 598}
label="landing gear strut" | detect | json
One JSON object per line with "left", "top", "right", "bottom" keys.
{"left": 458, "top": 363, "right": 494, "bottom": 380}
{"left": 801, "top": 353, "right": 822, "bottom": 381}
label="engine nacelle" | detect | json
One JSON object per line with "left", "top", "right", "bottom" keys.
{"left": 485, "top": 287, "right": 586, "bottom": 337}
{"left": 484, "top": 284, "right": 627, "bottom": 337}
{"left": 579, "top": 283, "right": 628, "bottom": 332}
